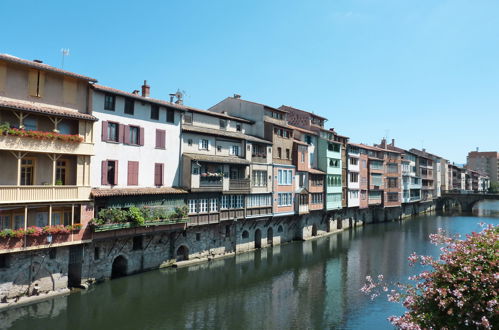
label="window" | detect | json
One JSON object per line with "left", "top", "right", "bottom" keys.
{"left": 184, "top": 112, "right": 192, "bottom": 124}
{"left": 56, "top": 160, "right": 67, "bottom": 185}
{"left": 311, "top": 193, "right": 323, "bottom": 204}
{"left": 24, "top": 117, "right": 37, "bottom": 131}
{"left": 129, "top": 126, "right": 139, "bottom": 145}
{"left": 196, "top": 233, "right": 201, "bottom": 241}
{"left": 327, "top": 175, "right": 341, "bottom": 187}
{"left": 230, "top": 145, "right": 240, "bottom": 156}
{"left": 154, "top": 163, "right": 164, "bottom": 186}
{"left": 221, "top": 196, "right": 229, "bottom": 209}
{"left": 362, "top": 160, "right": 367, "bottom": 168}
{"left": 286, "top": 149, "right": 290, "bottom": 160}
{"left": 369, "top": 190, "right": 382, "bottom": 199}
{"left": 217, "top": 145, "right": 222, "bottom": 152}
{"left": 305, "top": 135, "right": 312, "bottom": 145}
{"left": 150, "top": 104, "right": 159, "bottom": 120}
{"left": 310, "top": 175, "right": 323, "bottom": 186}
{"left": 94, "top": 247, "right": 100, "bottom": 260}
{"left": 242, "top": 231, "right": 249, "bottom": 239}
{"left": 236, "top": 124, "right": 241, "bottom": 131}
{"left": 210, "top": 198, "right": 218, "bottom": 212}
{"left": 107, "top": 122, "right": 119, "bottom": 142}
{"left": 349, "top": 172, "right": 359, "bottom": 183}
{"left": 387, "top": 178, "right": 398, "bottom": 188}
{"left": 104, "top": 94, "right": 115, "bottom": 110}
{"left": 219, "top": 119, "right": 227, "bottom": 129}
{"left": 301, "top": 152, "right": 305, "bottom": 163}
{"left": 350, "top": 158, "right": 358, "bottom": 165}
{"left": 124, "top": 98, "right": 134, "bottom": 115}
{"left": 277, "top": 193, "right": 292, "bottom": 206}
{"left": 283, "top": 130, "right": 289, "bottom": 138}
{"left": 166, "top": 109, "right": 174, "bottom": 123}
{"left": 127, "top": 161, "right": 139, "bottom": 186}
{"left": 387, "top": 192, "right": 399, "bottom": 202}
{"left": 199, "top": 139, "right": 209, "bottom": 150}
{"left": 370, "top": 161, "right": 384, "bottom": 170}
{"left": 329, "top": 158, "right": 340, "bottom": 167}
{"left": 188, "top": 200, "right": 197, "bottom": 214}
{"left": 106, "top": 160, "right": 118, "bottom": 185}
{"left": 28, "top": 70, "right": 45, "bottom": 97}
{"left": 247, "top": 194, "right": 272, "bottom": 207}
{"left": 387, "top": 163, "right": 398, "bottom": 173}
{"left": 0, "top": 215, "right": 11, "bottom": 230}
{"left": 328, "top": 143, "right": 340, "bottom": 152}
{"left": 277, "top": 147, "right": 282, "bottom": 158}
{"left": 156, "top": 129, "right": 166, "bottom": 149}
{"left": 21, "top": 158, "right": 35, "bottom": 185}
{"left": 133, "top": 236, "right": 143, "bottom": 250}
{"left": 199, "top": 199, "right": 208, "bottom": 213}
{"left": 371, "top": 174, "right": 382, "bottom": 186}
{"left": 277, "top": 169, "right": 293, "bottom": 185}
{"left": 252, "top": 170, "right": 267, "bottom": 187}
{"left": 349, "top": 190, "right": 359, "bottom": 199}
{"left": 187, "top": 139, "right": 193, "bottom": 146}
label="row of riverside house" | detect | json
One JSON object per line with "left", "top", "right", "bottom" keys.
{"left": 0, "top": 55, "right": 491, "bottom": 304}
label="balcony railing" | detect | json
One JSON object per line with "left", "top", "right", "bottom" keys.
{"left": 0, "top": 186, "right": 91, "bottom": 204}
{"left": 200, "top": 178, "right": 223, "bottom": 187}
{"left": 229, "top": 179, "right": 250, "bottom": 191}
{"left": 0, "top": 135, "right": 93, "bottom": 155}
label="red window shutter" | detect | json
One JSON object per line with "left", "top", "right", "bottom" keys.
{"left": 114, "top": 160, "right": 119, "bottom": 185}
{"left": 101, "top": 121, "right": 108, "bottom": 142}
{"left": 154, "top": 163, "right": 163, "bottom": 186}
{"left": 118, "top": 124, "right": 124, "bottom": 143}
{"left": 139, "top": 127, "right": 145, "bottom": 146}
{"left": 124, "top": 125, "right": 130, "bottom": 145}
{"left": 128, "top": 161, "right": 139, "bottom": 185}
{"left": 161, "top": 130, "right": 166, "bottom": 149}
{"left": 156, "top": 129, "right": 165, "bottom": 149}
{"left": 101, "top": 160, "right": 108, "bottom": 185}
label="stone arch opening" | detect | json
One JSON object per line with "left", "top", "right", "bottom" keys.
{"left": 311, "top": 224, "right": 318, "bottom": 237}
{"left": 111, "top": 255, "right": 128, "bottom": 279}
{"left": 337, "top": 218, "right": 342, "bottom": 230}
{"left": 242, "top": 230, "right": 249, "bottom": 239}
{"left": 176, "top": 245, "right": 189, "bottom": 262}
{"left": 267, "top": 227, "right": 273, "bottom": 246}
{"left": 277, "top": 225, "right": 283, "bottom": 233}
{"left": 255, "top": 229, "right": 262, "bottom": 249}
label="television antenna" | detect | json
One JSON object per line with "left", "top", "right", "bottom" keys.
{"left": 61, "top": 48, "right": 70, "bottom": 69}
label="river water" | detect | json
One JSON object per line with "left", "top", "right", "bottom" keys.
{"left": 2, "top": 201, "right": 498, "bottom": 330}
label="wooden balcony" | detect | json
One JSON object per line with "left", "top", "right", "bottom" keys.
{"left": 0, "top": 186, "right": 91, "bottom": 204}
{"left": 229, "top": 179, "right": 250, "bottom": 192}
{"left": 0, "top": 135, "right": 93, "bottom": 155}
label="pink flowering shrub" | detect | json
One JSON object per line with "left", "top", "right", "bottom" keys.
{"left": 361, "top": 224, "right": 498, "bottom": 329}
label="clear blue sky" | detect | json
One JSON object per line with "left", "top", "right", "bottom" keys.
{"left": 1, "top": 0, "right": 498, "bottom": 163}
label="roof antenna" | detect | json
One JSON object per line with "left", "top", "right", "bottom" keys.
{"left": 61, "top": 48, "right": 70, "bottom": 69}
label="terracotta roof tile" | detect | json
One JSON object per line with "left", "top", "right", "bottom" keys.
{"left": 0, "top": 96, "right": 97, "bottom": 121}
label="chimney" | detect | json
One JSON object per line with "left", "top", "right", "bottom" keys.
{"left": 132, "top": 90, "right": 140, "bottom": 95}
{"left": 422, "top": 148, "right": 426, "bottom": 152}
{"left": 233, "top": 94, "right": 241, "bottom": 99}
{"left": 380, "top": 138, "right": 387, "bottom": 149}
{"left": 141, "top": 80, "right": 150, "bottom": 97}
{"left": 391, "top": 139, "right": 395, "bottom": 146}
{"left": 33, "top": 59, "right": 43, "bottom": 63}
{"left": 222, "top": 111, "right": 228, "bottom": 115}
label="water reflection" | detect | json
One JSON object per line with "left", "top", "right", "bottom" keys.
{"left": 473, "top": 200, "right": 499, "bottom": 217}
{"left": 2, "top": 210, "right": 498, "bottom": 330}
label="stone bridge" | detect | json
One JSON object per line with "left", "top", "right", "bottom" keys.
{"left": 437, "top": 191, "right": 499, "bottom": 212}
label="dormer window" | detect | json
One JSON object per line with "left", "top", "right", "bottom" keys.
{"left": 104, "top": 94, "right": 116, "bottom": 111}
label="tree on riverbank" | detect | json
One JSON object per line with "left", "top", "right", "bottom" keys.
{"left": 361, "top": 224, "right": 498, "bottom": 329}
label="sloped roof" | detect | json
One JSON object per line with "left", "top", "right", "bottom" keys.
{"left": 0, "top": 96, "right": 97, "bottom": 121}
{"left": 182, "top": 125, "right": 271, "bottom": 144}
{"left": 0, "top": 54, "right": 97, "bottom": 82}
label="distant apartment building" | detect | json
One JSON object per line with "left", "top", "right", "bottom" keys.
{"left": 209, "top": 97, "right": 294, "bottom": 217}
{"left": 467, "top": 151, "right": 498, "bottom": 184}
{"left": 375, "top": 139, "right": 402, "bottom": 208}
{"left": 346, "top": 143, "right": 369, "bottom": 209}
{"left": 181, "top": 106, "right": 273, "bottom": 224}
{"left": 279, "top": 105, "right": 346, "bottom": 211}
{"left": 0, "top": 54, "right": 96, "bottom": 252}
{"left": 409, "top": 149, "right": 435, "bottom": 201}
